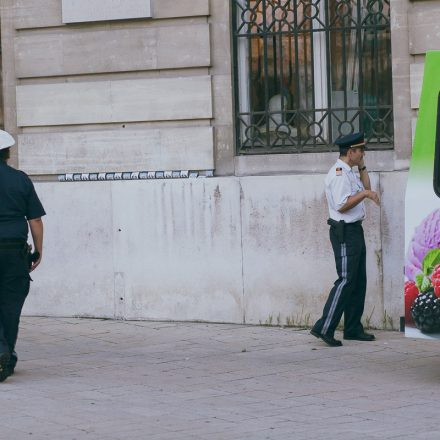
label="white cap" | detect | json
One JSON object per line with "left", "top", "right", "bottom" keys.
{"left": 0, "top": 130, "right": 15, "bottom": 150}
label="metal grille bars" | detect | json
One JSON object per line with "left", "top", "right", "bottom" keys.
{"left": 232, "top": 0, "right": 393, "bottom": 154}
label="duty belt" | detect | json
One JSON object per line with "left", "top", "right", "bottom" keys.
{"left": 0, "top": 240, "right": 27, "bottom": 250}
{"left": 327, "top": 219, "right": 363, "bottom": 243}
{"left": 345, "top": 220, "right": 363, "bottom": 226}
{"left": 327, "top": 218, "right": 345, "bottom": 243}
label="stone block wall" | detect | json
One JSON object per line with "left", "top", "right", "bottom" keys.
{"left": 406, "top": 0, "right": 440, "bottom": 138}
{"left": 0, "top": 0, "right": 226, "bottom": 174}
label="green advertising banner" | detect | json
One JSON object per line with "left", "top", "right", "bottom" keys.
{"left": 405, "top": 51, "right": 440, "bottom": 338}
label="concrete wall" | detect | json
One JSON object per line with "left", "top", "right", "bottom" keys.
{"left": 0, "top": 0, "right": 417, "bottom": 329}
{"left": 23, "top": 171, "right": 405, "bottom": 329}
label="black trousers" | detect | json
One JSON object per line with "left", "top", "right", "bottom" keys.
{"left": 312, "top": 223, "right": 367, "bottom": 337}
{"left": 0, "top": 249, "right": 30, "bottom": 355}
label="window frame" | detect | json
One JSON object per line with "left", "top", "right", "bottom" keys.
{"left": 231, "top": 0, "right": 394, "bottom": 156}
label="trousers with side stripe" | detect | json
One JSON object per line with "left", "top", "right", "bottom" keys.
{"left": 312, "top": 223, "right": 367, "bottom": 337}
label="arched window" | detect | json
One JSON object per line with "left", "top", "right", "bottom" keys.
{"left": 232, "top": 0, "right": 393, "bottom": 154}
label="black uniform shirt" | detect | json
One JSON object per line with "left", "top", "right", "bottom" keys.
{"left": 0, "top": 160, "right": 46, "bottom": 241}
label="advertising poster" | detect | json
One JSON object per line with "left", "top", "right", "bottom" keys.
{"left": 405, "top": 51, "right": 440, "bottom": 338}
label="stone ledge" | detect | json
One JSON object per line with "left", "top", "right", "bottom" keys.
{"left": 234, "top": 149, "right": 397, "bottom": 177}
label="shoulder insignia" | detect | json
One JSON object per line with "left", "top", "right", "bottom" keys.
{"left": 336, "top": 167, "right": 342, "bottom": 176}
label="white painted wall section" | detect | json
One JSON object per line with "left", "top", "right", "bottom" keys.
{"left": 25, "top": 178, "right": 244, "bottom": 323}
{"left": 23, "top": 182, "right": 115, "bottom": 317}
{"left": 240, "top": 174, "right": 383, "bottom": 326}
{"left": 111, "top": 179, "right": 243, "bottom": 322}
{"left": 25, "top": 173, "right": 405, "bottom": 328}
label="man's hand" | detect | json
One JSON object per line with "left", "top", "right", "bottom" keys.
{"left": 358, "top": 158, "right": 365, "bottom": 169}
{"left": 28, "top": 217, "right": 43, "bottom": 272}
{"left": 30, "top": 253, "right": 42, "bottom": 272}
{"left": 364, "top": 189, "right": 380, "bottom": 205}
{"left": 29, "top": 255, "right": 41, "bottom": 272}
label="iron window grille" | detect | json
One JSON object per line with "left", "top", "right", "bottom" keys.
{"left": 232, "top": 0, "right": 393, "bottom": 154}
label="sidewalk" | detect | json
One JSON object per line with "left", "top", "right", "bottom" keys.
{"left": 1, "top": 317, "right": 439, "bottom": 440}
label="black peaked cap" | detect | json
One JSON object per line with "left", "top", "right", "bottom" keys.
{"left": 335, "top": 132, "right": 365, "bottom": 151}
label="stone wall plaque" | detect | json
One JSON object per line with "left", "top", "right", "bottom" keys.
{"left": 62, "top": 0, "right": 151, "bottom": 24}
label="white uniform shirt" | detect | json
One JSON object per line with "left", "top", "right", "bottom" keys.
{"left": 325, "top": 158, "right": 365, "bottom": 223}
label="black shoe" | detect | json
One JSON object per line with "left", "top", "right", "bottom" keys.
{"left": 8, "top": 352, "right": 17, "bottom": 376}
{"left": 344, "top": 331, "right": 375, "bottom": 341}
{"left": 0, "top": 352, "right": 11, "bottom": 382}
{"left": 310, "top": 329, "right": 343, "bottom": 347}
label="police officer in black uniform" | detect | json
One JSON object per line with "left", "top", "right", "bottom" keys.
{"left": 310, "top": 133, "right": 380, "bottom": 347}
{"left": 0, "top": 129, "right": 45, "bottom": 380}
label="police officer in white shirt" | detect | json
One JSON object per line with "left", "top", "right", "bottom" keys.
{"left": 310, "top": 133, "right": 380, "bottom": 347}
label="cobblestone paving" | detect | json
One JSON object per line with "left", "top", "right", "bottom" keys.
{"left": 1, "top": 317, "right": 439, "bottom": 439}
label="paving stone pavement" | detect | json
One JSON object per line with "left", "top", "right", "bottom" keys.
{"left": 1, "top": 317, "right": 440, "bottom": 440}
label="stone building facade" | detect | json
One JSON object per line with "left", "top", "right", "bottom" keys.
{"left": 0, "top": 0, "right": 430, "bottom": 328}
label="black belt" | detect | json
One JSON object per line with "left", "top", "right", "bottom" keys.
{"left": 0, "top": 240, "right": 27, "bottom": 250}
{"left": 327, "top": 219, "right": 362, "bottom": 243}
{"left": 345, "top": 220, "right": 363, "bottom": 226}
